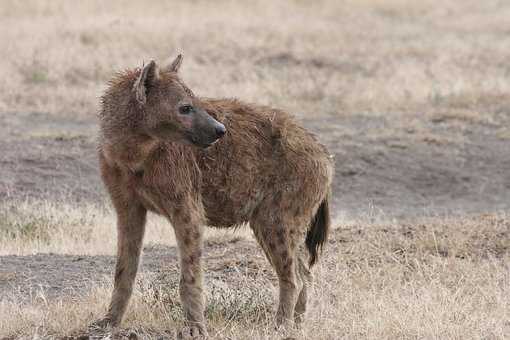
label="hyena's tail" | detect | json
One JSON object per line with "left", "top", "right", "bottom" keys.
{"left": 305, "top": 194, "right": 331, "bottom": 267}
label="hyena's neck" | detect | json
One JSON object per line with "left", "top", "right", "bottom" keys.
{"left": 101, "top": 134, "right": 159, "bottom": 174}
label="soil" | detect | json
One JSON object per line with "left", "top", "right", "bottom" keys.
{"left": 1, "top": 109, "right": 510, "bottom": 217}
{"left": 0, "top": 237, "right": 266, "bottom": 302}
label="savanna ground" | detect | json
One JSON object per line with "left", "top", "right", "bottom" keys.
{"left": 0, "top": 0, "right": 509, "bottom": 339}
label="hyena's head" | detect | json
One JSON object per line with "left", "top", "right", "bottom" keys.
{"left": 104, "top": 55, "right": 225, "bottom": 148}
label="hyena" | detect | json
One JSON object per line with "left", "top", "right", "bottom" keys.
{"left": 95, "top": 55, "right": 333, "bottom": 339}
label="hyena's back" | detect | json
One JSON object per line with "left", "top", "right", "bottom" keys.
{"left": 195, "top": 98, "right": 334, "bottom": 229}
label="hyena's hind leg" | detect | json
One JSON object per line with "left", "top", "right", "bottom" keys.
{"left": 295, "top": 195, "right": 331, "bottom": 324}
{"left": 294, "top": 247, "right": 312, "bottom": 325}
{"left": 250, "top": 213, "right": 306, "bottom": 329}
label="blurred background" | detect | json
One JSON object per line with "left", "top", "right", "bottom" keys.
{"left": 1, "top": 1, "right": 510, "bottom": 339}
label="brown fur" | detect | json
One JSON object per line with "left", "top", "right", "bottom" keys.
{"left": 94, "top": 56, "right": 334, "bottom": 338}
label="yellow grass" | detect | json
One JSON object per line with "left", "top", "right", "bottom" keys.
{"left": 0, "top": 200, "right": 256, "bottom": 256}
{"left": 1, "top": 0, "right": 510, "bottom": 118}
{"left": 1, "top": 207, "right": 508, "bottom": 339}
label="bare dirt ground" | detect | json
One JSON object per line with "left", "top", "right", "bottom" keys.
{"left": 2, "top": 105, "right": 510, "bottom": 218}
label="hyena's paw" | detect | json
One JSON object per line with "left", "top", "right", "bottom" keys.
{"left": 88, "top": 316, "right": 117, "bottom": 331}
{"left": 177, "top": 325, "right": 208, "bottom": 340}
{"left": 275, "top": 314, "right": 295, "bottom": 331}
{"left": 274, "top": 317, "right": 300, "bottom": 339}
{"left": 294, "top": 311, "right": 305, "bottom": 327}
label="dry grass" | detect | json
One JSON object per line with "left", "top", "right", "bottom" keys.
{"left": 0, "top": 200, "right": 254, "bottom": 256}
{"left": 0, "top": 200, "right": 167, "bottom": 256}
{"left": 1, "top": 209, "right": 508, "bottom": 339}
{"left": 2, "top": 0, "right": 510, "bottom": 119}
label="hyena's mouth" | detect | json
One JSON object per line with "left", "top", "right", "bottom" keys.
{"left": 187, "top": 134, "right": 218, "bottom": 149}
{"left": 203, "top": 139, "right": 220, "bottom": 149}
{"left": 196, "top": 139, "right": 219, "bottom": 149}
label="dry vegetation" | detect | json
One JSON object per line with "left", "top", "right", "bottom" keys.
{"left": 1, "top": 213, "right": 508, "bottom": 339}
{"left": 2, "top": 0, "right": 510, "bottom": 118}
{"left": 1, "top": 0, "right": 510, "bottom": 339}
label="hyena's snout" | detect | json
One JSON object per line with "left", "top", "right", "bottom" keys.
{"left": 192, "top": 109, "right": 226, "bottom": 148}
{"left": 207, "top": 118, "right": 226, "bottom": 146}
{"left": 214, "top": 121, "right": 226, "bottom": 138}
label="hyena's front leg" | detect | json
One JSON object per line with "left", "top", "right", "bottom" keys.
{"left": 93, "top": 158, "right": 148, "bottom": 329}
{"left": 105, "top": 201, "right": 147, "bottom": 326}
{"left": 91, "top": 199, "right": 147, "bottom": 329}
{"left": 173, "top": 219, "right": 207, "bottom": 339}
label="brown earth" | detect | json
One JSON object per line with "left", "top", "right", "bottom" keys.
{"left": 1, "top": 105, "right": 510, "bottom": 218}
{"left": 0, "top": 236, "right": 259, "bottom": 303}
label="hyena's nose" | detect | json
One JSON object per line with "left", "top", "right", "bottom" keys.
{"left": 215, "top": 123, "right": 226, "bottom": 138}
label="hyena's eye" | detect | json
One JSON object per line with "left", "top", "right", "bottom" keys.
{"left": 179, "top": 104, "right": 193, "bottom": 115}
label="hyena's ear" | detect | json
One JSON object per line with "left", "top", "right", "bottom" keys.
{"left": 164, "top": 54, "right": 183, "bottom": 73}
{"left": 133, "top": 60, "right": 159, "bottom": 105}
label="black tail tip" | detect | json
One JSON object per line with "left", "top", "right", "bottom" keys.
{"left": 305, "top": 198, "right": 330, "bottom": 267}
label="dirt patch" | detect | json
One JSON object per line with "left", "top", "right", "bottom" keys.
{"left": 0, "top": 236, "right": 269, "bottom": 303}
{"left": 307, "top": 110, "right": 510, "bottom": 218}
{"left": 1, "top": 109, "right": 510, "bottom": 218}
{"left": 0, "top": 112, "right": 100, "bottom": 203}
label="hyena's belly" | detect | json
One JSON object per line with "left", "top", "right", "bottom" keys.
{"left": 201, "top": 183, "right": 266, "bottom": 228}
